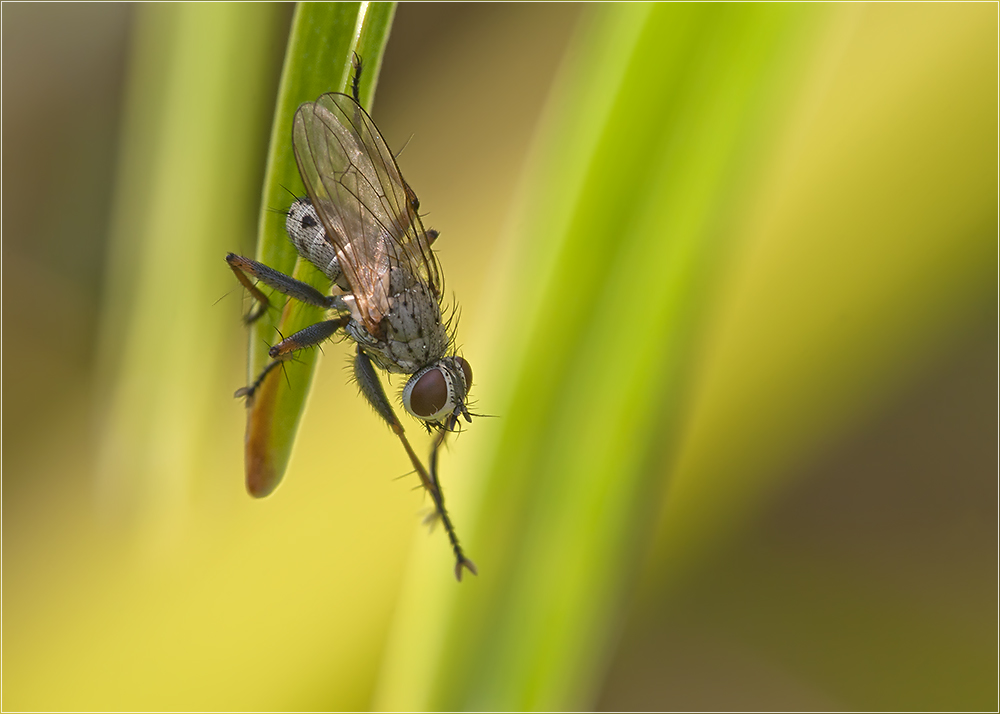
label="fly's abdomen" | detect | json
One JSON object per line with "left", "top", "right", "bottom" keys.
{"left": 286, "top": 198, "right": 344, "bottom": 286}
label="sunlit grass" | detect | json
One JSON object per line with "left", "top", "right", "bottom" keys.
{"left": 378, "top": 4, "right": 833, "bottom": 709}
{"left": 6, "top": 2, "right": 994, "bottom": 710}
{"left": 95, "top": 1, "right": 286, "bottom": 538}
{"left": 376, "top": 3, "right": 995, "bottom": 710}
{"left": 240, "top": 2, "right": 396, "bottom": 498}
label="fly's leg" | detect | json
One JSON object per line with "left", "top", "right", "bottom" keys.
{"left": 228, "top": 252, "right": 350, "bottom": 402}
{"left": 354, "top": 346, "right": 476, "bottom": 581}
{"left": 353, "top": 346, "right": 432, "bottom": 491}
{"left": 236, "top": 315, "right": 351, "bottom": 403}
{"left": 226, "top": 253, "right": 344, "bottom": 323}
{"left": 350, "top": 53, "right": 363, "bottom": 103}
{"left": 427, "top": 425, "right": 478, "bottom": 581}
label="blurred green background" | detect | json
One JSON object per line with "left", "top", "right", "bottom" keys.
{"left": 2, "top": 2, "right": 995, "bottom": 710}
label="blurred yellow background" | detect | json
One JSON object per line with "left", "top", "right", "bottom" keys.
{"left": 2, "top": 3, "right": 995, "bottom": 711}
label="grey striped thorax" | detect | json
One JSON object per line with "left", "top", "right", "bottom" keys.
{"left": 286, "top": 197, "right": 449, "bottom": 375}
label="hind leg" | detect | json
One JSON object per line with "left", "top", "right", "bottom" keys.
{"left": 226, "top": 253, "right": 344, "bottom": 323}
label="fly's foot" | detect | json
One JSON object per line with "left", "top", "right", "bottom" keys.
{"left": 226, "top": 253, "right": 272, "bottom": 324}
{"left": 455, "top": 557, "right": 478, "bottom": 582}
{"left": 234, "top": 359, "right": 285, "bottom": 405}
{"left": 419, "top": 490, "right": 476, "bottom": 581}
{"left": 244, "top": 300, "right": 269, "bottom": 325}
{"left": 234, "top": 384, "right": 255, "bottom": 404}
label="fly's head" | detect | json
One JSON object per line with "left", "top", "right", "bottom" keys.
{"left": 402, "top": 356, "right": 473, "bottom": 430}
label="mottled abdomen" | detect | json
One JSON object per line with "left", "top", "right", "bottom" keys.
{"left": 286, "top": 198, "right": 349, "bottom": 290}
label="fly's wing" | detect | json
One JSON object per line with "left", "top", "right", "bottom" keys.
{"left": 292, "top": 93, "right": 442, "bottom": 335}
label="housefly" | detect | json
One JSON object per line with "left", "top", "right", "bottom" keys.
{"left": 226, "top": 56, "right": 476, "bottom": 580}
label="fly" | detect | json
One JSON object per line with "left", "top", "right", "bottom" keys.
{"left": 226, "top": 56, "right": 476, "bottom": 580}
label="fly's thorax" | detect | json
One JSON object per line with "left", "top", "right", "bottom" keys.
{"left": 402, "top": 356, "right": 473, "bottom": 424}
{"left": 349, "top": 274, "right": 450, "bottom": 374}
{"left": 286, "top": 198, "right": 347, "bottom": 289}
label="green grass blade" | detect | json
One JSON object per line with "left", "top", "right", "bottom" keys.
{"left": 95, "top": 3, "right": 287, "bottom": 520}
{"left": 241, "top": 2, "right": 397, "bottom": 497}
{"left": 376, "top": 4, "right": 830, "bottom": 709}
{"left": 376, "top": 2, "right": 996, "bottom": 710}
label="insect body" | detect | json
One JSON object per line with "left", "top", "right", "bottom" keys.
{"left": 227, "top": 58, "right": 476, "bottom": 580}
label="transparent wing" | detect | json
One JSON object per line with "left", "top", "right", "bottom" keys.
{"left": 292, "top": 92, "right": 441, "bottom": 335}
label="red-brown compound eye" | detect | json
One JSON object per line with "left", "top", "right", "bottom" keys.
{"left": 455, "top": 356, "right": 473, "bottom": 391}
{"left": 403, "top": 367, "right": 448, "bottom": 419}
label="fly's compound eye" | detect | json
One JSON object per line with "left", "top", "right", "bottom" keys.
{"left": 454, "top": 356, "right": 473, "bottom": 392}
{"left": 403, "top": 365, "right": 451, "bottom": 421}
{"left": 403, "top": 358, "right": 474, "bottom": 423}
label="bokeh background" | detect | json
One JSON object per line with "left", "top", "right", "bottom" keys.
{"left": 2, "top": 3, "right": 995, "bottom": 711}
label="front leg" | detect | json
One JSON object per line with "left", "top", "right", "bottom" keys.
{"left": 226, "top": 253, "right": 344, "bottom": 323}
{"left": 353, "top": 346, "right": 438, "bottom": 497}
{"left": 354, "top": 346, "right": 476, "bottom": 580}
{"left": 427, "top": 427, "right": 478, "bottom": 581}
